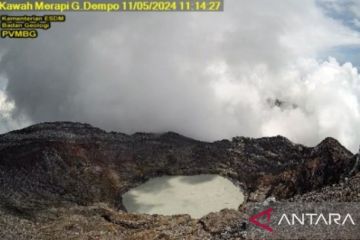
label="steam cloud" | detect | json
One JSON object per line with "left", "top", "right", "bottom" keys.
{"left": 0, "top": 0, "right": 360, "bottom": 152}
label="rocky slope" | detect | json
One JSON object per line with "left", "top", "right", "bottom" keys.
{"left": 0, "top": 122, "right": 358, "bottom": 239}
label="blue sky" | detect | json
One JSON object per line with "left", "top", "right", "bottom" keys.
{"left": 317, "top": 0, "right": 360, "bottom": 66}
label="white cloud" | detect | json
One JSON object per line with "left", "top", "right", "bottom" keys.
{"left": 205, "top": 57, "right": 360, "bottom": 152}
{"left": 0, "top": 90, "right": 14, "bottom": 118}
{"left": 0, "top": 89, "right": 29, "bottom": 133}
{"left": 0, "top": 0, "right": 360, "bottom": 152}
{"left": 264, "top": 58, "right": 360, "bottom": 152}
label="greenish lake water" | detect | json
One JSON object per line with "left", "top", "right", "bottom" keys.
{"left": 122, "top": 174, "right": 244, "bottom": 218}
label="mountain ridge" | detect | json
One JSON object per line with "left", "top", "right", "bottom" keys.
{"left": 0, "top": 122, "right": 358, "bottom": 239}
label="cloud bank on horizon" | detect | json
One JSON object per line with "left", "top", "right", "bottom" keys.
{"left": 0, "top": 0, "right": 360, "bottom": 152}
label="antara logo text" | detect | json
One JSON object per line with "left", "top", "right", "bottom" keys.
{"left": 250, "top": 208, "right": 356, "bottom": 233}
{"left": 278, "top": 213, "right": 355, "bottom": 226}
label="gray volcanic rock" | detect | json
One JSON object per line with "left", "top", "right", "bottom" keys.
{"left": 0, "top": 122, "right": 358, "bottom": 239}
{"left": 290, "top": 171, "right": 360, "bottom": 202}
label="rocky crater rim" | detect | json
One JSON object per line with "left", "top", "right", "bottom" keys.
{"left": 0, "top": 121, "right": 357, "bottom": 217}
{"left": 2, "top": 121, "right": 351, "bottom": 148}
